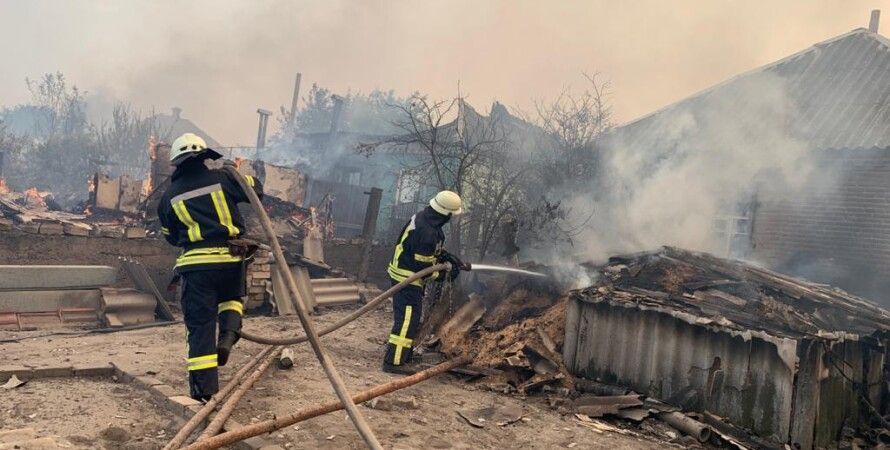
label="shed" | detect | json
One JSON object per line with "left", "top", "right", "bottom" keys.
{"left": 562, "top": 247, "right": 890, "bottom": 448}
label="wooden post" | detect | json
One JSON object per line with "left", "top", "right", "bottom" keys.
{"left": 289, "top": 73, "right": 302, "bottom": 130}
{"left": 256, "top": 109, "right": 272, "bottom": 153}
{"left": 358, "top": 188, "right": 383, "bottom": 281}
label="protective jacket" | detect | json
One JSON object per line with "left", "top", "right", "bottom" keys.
{"left": 387, "top": 207, "right": 446, "bottom": 286}
{"left": 158, "top": 161, "right": 263, "bottom": 272}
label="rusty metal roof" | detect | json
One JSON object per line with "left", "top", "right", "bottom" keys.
{"left": 577, "top": 246, "right": 890, "bottom": 340}
{"left": 609, "top": 28, "right": 890, "bottom": 151}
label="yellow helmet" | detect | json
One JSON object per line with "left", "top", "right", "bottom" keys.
{"left": 430, "top": 190, "right": 463, "bottom": 216}
{"left": 169, "top": 133, "right": 221, "bottom": 165}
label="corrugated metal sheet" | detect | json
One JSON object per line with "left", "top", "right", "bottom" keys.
{"left": 564, "top": 297, "right": 795, "bottom": 440}
{"left": 608, "top": 28, "right": 890, "bottom": 151}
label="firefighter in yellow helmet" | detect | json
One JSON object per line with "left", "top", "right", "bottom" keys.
{"left": 157, "top": 133, "right": 264, "bottom": 401}
{"left": 383, "top": 190, "right": 464, "bottom": 374}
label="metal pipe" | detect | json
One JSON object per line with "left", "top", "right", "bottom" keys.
{"left": 240, "top": 263, "right": 449, "bottom": 345}
{"left": 658, "top": 412, "right": 712, "bottom": 443}
{"left": 222, "top": 164, "right": 383, "bottom": 450}
{"left": 163, "top": 346, "right": 276, "bottom": 450}
{"left": 183, "top": 356, "right": 471, "bottom": 450}
{"left": 198, "top": 347, "right": 284, "bottom": 440}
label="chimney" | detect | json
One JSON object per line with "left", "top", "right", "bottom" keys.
{"left": 870, "top": 9, "right": 881, "bottom": 33}
{"left": 172, "top": 107, "right": 182, "bottom": 119}
{"left": 289, "top": 73, "right": 302, "bottom": 130}
{"left": 256, "top": 108, "right": 272, "bottom": 151}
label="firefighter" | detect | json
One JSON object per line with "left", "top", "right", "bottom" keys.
{"left": 157, "top": 133, "right": 263, "bottom": 401}
{"left": 383, "top": 190, "right": 464, "bottom": 374}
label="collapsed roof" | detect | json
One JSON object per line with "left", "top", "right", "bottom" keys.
{"left": 583, "top": 246, "right": 890, "bottom": 340}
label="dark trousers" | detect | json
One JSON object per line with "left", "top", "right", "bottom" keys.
{"left": 384, "top": 283, "right": 424, "bottom": 366}
{"left": 180, "top": 266, "right": 245, "bottom": 399}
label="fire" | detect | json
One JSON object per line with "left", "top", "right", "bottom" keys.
{"left": 141, "top": 137, "right": 159, "bottom": 199}
{"left": 142, "top": 174, "right": 153, "bottom": 198}
{"left": 148, "top": 136, "right": 157, "bottom": 162}
{"left": 23, "top": 187, "right": 48, "bottom": 209}
{"left": 0, "top": 178, "right": 10, "bottom": 195}
{"left": 234, "top": 157, "right": 246, "bottom": 170}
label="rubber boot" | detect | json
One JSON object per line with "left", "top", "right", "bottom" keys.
{"left": 217, "top": 331, "right": 240, "bottom": 367}
{"left": 381, "top": 361, "right": 420, "bottom": 375}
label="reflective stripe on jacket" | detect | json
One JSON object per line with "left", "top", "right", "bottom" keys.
{"left": 157, "top": 161, "right": 263, "bottom": 272}
{"left": 387, "top": 209, "right": 445, "bottom": 286}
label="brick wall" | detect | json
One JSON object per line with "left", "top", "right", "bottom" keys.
{"left": 323, "top": 240, "right": 392, "bottom": 289}
{"left": 751, "top": 148, "right": 890, "bottom": 305}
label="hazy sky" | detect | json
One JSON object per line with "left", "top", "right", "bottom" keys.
{"left": 0, "top": 1, "right": 883, "bottom": 144}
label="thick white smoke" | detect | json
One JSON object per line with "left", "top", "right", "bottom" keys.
{"left": 559, "top": 72, "right": 822, "bottom": 263}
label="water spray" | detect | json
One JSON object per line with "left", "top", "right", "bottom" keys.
{"left": 465, "top": 263, "right": 548, "bottom": 278}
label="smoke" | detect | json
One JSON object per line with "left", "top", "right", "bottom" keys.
{"left": 556, "top": 72, "right": 824, "bottom": 262}
{"left": 0, "top": 1, "right": 878, "bottom": 145}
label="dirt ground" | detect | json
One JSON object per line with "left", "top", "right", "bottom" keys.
{"left": 0, "top": 306, "right": 665, "bottom": 450}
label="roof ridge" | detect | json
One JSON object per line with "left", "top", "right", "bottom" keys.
{"left": 612, "top": 28, "right": 886, "bottom": 132}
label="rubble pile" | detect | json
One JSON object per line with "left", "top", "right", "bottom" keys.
{"left": 429, "top": 272, "right": 573, "bottom": 393}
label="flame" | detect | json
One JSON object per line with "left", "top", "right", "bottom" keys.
{"left": 142, "top": 174, "right": 153, "bottom": 198}
{"left": 23, "top": 187, "right": 47, "bottom": 209}
{"left": 148, "top": 136, "right": 157, "bottom": 161}
{"left": 234, "top": 157, "right": 246, "bottom": 170}
{"left": 0, "top": 178, "right": 10, "bottom": 195}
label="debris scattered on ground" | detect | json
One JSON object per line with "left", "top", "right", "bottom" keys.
{"left": 277, "top": 348, "right": 295, "bottom": 369}
{"left": 2, "top": 374, "right": 26, "bottom": 389}
{"left": 456, "top": 404, "right": 524, "bottom": 429}
{"left": 366, "top": 395, "right": 420, "bottom": 411}
{"left": 572, "top": 394, "right": 643, "bottom": 418}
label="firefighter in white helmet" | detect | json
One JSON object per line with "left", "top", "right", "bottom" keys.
{"left": 383, "top": 190, "right": 465, "bottom": 374}
{"left": 157, "top": 133, "right": 264, "bottom": 401}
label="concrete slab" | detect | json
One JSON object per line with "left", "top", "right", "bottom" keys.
{"left": 0, "top": 289, "right": 102, "bottom": 313}
{"left": 0, "top": 265, "right": 117, "bottom": 291}
{"left": 100, "top": 288, "right": 157, "bottom": 327}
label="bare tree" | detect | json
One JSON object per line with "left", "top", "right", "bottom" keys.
{"left": 362, "top": 94, "right": 536, "bottom": 260}
{"left": 503, "top": 73, "right": 613, "bottom": 253}
{"left": 93, "top": 103, "right": 165, "bottom": 178}
{"left": 527, "top": 73, "right": 612, "bottom": 187}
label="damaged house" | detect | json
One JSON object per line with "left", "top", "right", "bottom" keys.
{"left": 285, "top": 101, "right": 545, "bottom": 240}
{"left": 603, "top": 18, "right": 890, "bottom": 306}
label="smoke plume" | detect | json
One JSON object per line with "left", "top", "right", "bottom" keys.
{"left": 556, "top": 73, "right": 824, "bottom": 263}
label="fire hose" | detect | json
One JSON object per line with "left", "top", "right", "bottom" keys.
{"left": 168, "top": 165, "right": 461, "bottom": 449}
{"left": 197, "top": 346, "right": 284, "bottom": 440}
{"left": 239, "top": 263, "right": 450, "bottom": 345}
{"left": 166, "top": 264, "right": 450, "bottom": 448}
{"left": 221, "top": 164, "right": 383, "bottom": 450}
{"left": 182, "top": 356, "right": 471, "bottom": 450}
{"left": 162, "top": 346, "right": 276, "bottom": 450}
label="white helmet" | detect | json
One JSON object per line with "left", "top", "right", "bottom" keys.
{"left": 430, "top": 190, "right": 463, "bottom": 216}
{"left": 169, "top": 133, "right": 221, "bottom": 165}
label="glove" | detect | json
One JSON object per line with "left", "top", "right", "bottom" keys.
{"left": 228, "top": 238, "right": 260, "bottom": 259}
{"left": 437, "top": 251, "right": 464, "bottom": 281}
